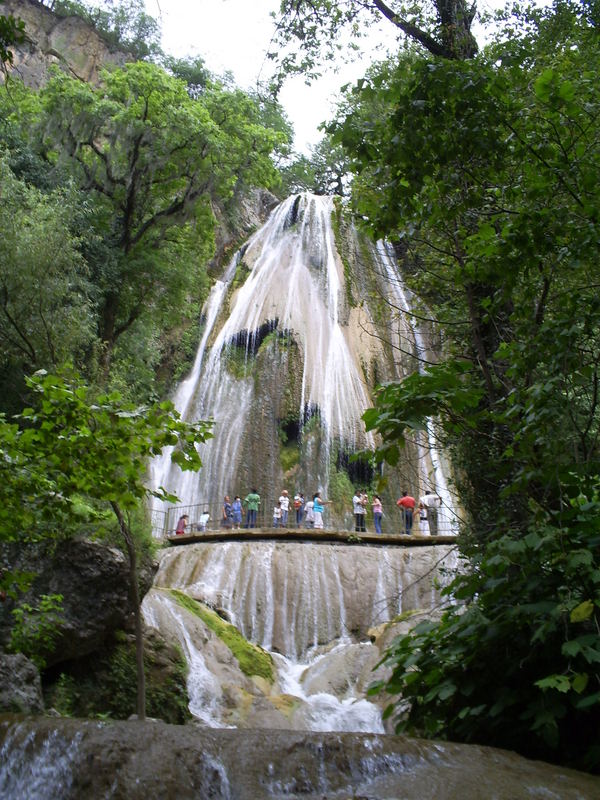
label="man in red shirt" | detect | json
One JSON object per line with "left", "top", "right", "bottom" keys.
{"left": 396, "top": 492, "right": 416, "bottom": 535}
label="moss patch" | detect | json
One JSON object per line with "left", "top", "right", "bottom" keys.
{"left": 268, "top": 693, "right": 301, "bottom": 718}
{"left": 223, "top": 344, "right": 253, "bottom": 379}
{"left": 170, "top": 589, "right": 274, "bottom": 683}
{"left": 280, "top": 442, "right": 300, "bottom": 473}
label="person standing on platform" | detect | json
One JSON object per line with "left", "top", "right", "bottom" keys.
{"left": 304, "top": 497, "right": 315, "bottom": 528}
{"left": 175, "top": 514, "right": 189, "bottom": 535}
{"left": 419, "top": 490, "right": 442, "bottom": 536}
{"left": 279, "top": 489, "right": 290, "bottom": 527}
{"left": 313, "top": 492, "right": 329, "bottom": 529}
{"left": 396, "top": 491, "right": 416, "bottom": 535}
{"left": 372, "top": 494, "right": 383, "bottom": 534}
{"left": 294, "top": 492, "right": 304, "bottom": 527}
{"left": 353, "top": 489, "right": 367, "bottom": 532}
{"left": 221, "top": 496, "right": 233, "bottom": 529}
{"left": 273, "top": 501, "right": 282, "bottom": 528}
{"left": 232, "top": 496, "right": 243, "bottom": 529}
{"left": 243, "top": 489, "right": 260, "bottom": 529}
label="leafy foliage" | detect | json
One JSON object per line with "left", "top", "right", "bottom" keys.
{"left": 269, "top": 0, "right": 478, "bottom": 91}
{"left": 0, "top": 156, "right": 95, "bottom": 387}
{"left": 0, "top": 56, "right": 288, "bottom": 391}
{"left": 1, "top": 369, "right": 212, "bottom": 718}
{"left": 330, "top": 0, "right": 600, "bottom": 772}
{"left": 46, "top": 631, "right": 191, "bottom": 723}
{"left": 0, "top": 0, "right": 25, "bottom": 70}
{"left": 8, "top": 594, "right": 64, "bottom": 669}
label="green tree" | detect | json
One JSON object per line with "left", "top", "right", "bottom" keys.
{"left": 1, "top": 370, "right": 213, "bottom": 719}
{"left": 329, "top": 0, "right": 600, "bottom": 771}
{"left": 0, "top": 155, "right": 95, "bottom": 410}
{"left": 33, "top": 62, "right": 285, "bottom": 375}
{"left": 269, "top": 0, "right": 478, "bottom": 90}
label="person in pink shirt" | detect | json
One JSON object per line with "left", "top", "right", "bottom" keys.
{"left": 372, "top": 494, "right": 383, "bottom": 533}
{"left": 175, "top": 514, "right": 189, "bottom": 535}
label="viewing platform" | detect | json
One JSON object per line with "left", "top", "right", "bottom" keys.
{"left": 165, "top": 528, "right": 457, "bottom": 547}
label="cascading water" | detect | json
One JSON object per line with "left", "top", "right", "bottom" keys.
{"left": 142, "top": 540, "right": 458, "bottom": 733}
{"left": 150, "top": 194, "right": 376, "bottom": 520}
{"left": 143, "top": 193, "right": 461, "bottom": 734}
{"left": 375, "top": 241, "right": 458, "bottom": 532}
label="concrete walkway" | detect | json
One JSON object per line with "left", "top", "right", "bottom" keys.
{"left": 165, "top": 528, "right": 457, "bottom": 547}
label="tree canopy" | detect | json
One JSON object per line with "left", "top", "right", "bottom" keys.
{"left": 269, "top": 0, "right": 478, "bottom": 90}
{"left": 321, "top": 0, "right": 600, "bottom": 771}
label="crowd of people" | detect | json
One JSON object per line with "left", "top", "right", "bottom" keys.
{"left": 174, "top": 487, "right": 443, "bottom": 536}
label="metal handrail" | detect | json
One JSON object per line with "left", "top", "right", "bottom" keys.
{"left": 153, "top": 501, "right": 457, "bottom": 539}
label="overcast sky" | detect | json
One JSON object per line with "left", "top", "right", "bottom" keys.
{"left": 144, "top": 0, "right": 510, "bottom": 154}
{"left": 143, "top": 0, "right": 400, "bottom": 153}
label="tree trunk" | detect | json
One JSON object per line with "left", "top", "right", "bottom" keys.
{"left": 111, "top": 501, "right": 146, "bottom": 721}
{"left": 99, "top": 292, "right": 118, "bottom": 379}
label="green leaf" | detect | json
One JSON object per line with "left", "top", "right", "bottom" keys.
{"left": 570, "top": 600, "right": 594, "bottom": 623}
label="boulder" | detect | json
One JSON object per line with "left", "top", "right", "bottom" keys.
{"left": 1, "top": 716, "right": 598, "bottom": 800}
{"left": 0, "top": 538, "right": 149, "bottom": 667}
{"left": 0, "top": 653, "right": 44, "bottom": 714}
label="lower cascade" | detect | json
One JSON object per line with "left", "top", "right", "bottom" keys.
{"left": 2, "top": 716, "right": 598, "bottom": 799}
{"left": 142, "top": 540, "right": 457, "bottom": 732}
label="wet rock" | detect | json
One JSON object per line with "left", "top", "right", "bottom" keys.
{"left": 154, "top": 541, "right": 456, "bottom": 659}
{"left": 1, "top": 716, "right": 598, "bottom": 800}
{"left": 301, "top": 643, "right": 380, "bottom": 698}
{"left": 0, "top": 654, "right": 44, "bottom": 714}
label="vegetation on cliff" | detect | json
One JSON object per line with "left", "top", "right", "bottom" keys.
{"left": 45, "top": 629, "right": 191, "bottom": 723}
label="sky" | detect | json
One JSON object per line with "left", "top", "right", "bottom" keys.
{"left": 143, "top": 0, "right": 507, "bottom": 154}
{"left": 143, "top": 0, "right": 398, "bottom": 154}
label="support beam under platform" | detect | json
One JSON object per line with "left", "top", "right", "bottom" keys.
{"left": 166, "top": 529, "right": 457, "bottom": 547}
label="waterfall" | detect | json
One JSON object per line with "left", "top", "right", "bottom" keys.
{"left": 0, "top": 724, "right": 81, "bottom": 799}
{"left": 375, "top": 242, "right": 458, "bottom": 532}
{"left": 142, "top": 541, "right": 457, "bottom": 732}
{"left": 150, "top": 194, "right": 376, "bottom": 522}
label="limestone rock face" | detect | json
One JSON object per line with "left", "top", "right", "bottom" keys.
{"left": 1, "top": 0, "right": 129, "bottom": 88}
{"left": 154, "top": 541, "right": 456, "bottom": 659}
{"left": 144, "top": 544, "right": 457, "bottom": 732}
{"left": 0, "top": 653, "right": 43, "bottom": 713}
{"left": 0, "top": 539, "right": 141, "bottom": 667}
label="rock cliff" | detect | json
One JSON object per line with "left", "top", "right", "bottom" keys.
{"left": 1, "top": 0, "right": 129, "bottom": 87}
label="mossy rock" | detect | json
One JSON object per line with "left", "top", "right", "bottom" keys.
{"left": 170, "top": 589, "right": 274, "bottom": 683}
{"left": 268, "top": 693, "right": 301, "bottom": 718}
{"left": 43, "top": 628, "right": 191, "bottom": 724}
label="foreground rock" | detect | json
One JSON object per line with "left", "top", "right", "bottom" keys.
{"left": 1, "top": 715, "right": 598, "bottom": 800}
{"left": 0, "top": 654, "right": 43, "bottom": 714}
{"left": 0, "top": 538, "right": 152, "bottom": 666}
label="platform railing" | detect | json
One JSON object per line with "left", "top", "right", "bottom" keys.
{"left": 152, "top": 502, "right": 458, "bottom": 539}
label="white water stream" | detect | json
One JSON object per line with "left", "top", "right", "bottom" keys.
{"left": 143, "top": 194, "right": 459, "bottom": 734}
{"left": 375, "top": 242, "right": 459, "bottom": 533}
{"left": 142, "top": 541, "right": 457, "bottom": 732}
{"left": 150, "top": 194, "right": 375, "bottom": 518}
